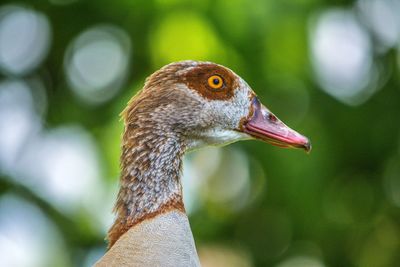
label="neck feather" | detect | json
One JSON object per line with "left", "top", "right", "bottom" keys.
{"left": 108, "top": 123, "right": 186, "bottom": 248}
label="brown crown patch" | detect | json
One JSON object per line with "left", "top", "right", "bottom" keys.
{"left": 182, "top": 63, "right": 238, "bottom": 101}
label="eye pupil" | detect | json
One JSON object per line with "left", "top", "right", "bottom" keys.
{"left": 208, "top": 75, "right": 223, "bottom": 89}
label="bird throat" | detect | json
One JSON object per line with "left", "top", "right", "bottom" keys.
{"left": 107, "top": 125, "right": 186, "bottom": 248}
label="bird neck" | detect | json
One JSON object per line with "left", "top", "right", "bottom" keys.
{"left": 108, "top": 126, "right": 186, "bottom": 248}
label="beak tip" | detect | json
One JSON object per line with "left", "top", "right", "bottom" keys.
{"left": 303, "top": 140, "right": 312, "bottom": 153}
{"left": 244, "top": 96, "right": 312, "bottom": 154}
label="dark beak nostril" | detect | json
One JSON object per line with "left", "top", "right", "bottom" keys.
{"left": 268, "top": 113, "right": 277, "bottom": 122}
{"left": 245, "top": 95, "right": 311, "bottom": 153}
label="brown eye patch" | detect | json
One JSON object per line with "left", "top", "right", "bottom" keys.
{"left": 181, "top": 64, "right": 237, "bottom": 100}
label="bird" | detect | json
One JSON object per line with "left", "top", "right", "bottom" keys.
{"left": 94, "top": 60, "right": 311, "bottom": 267}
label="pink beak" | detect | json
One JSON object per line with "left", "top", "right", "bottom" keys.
{"left": 241, "top": 97, "right": 311, "bottom": 152}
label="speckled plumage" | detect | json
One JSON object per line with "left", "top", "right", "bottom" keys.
{"left": 107, "top": 61, "right": 254, "bottom": 248}
{"left": 96, "top": 60, "right": 312, "bottom": 267}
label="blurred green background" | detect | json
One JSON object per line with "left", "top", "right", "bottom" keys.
{"left": 0, "top": 0, "right": 400, "bottom": 266}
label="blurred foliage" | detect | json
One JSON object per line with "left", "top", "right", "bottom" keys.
{"left": 0, "top": 0, "right": 400, "bottom": 266}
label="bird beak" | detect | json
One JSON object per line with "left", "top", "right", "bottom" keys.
{"left": 241, "top": 96, "right": 311, "bottom": 152}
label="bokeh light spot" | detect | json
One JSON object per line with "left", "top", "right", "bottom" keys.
{"left": 150, "top": 12, "right": 226, "bottom": 66}
{"left": 198, "top": 244, "right": 253, "bottom": 267}
{"left": 275, "top": 255, "right": 326, "bottom": 267}
{"left": 0, "top": 5, "right": 51, "bottom": 76}
{"left": 182, "top": 146, "right": 222, "bottom": 214}
{"left": 199, "top": 147, "right": 251, "bottom": 211}
{"left": 17, "top": 126, "right": 104, "bottom": 215}
{"left": 355, "top": 218, "right": 400, "bottom": 267}
{"left": 309, "top": 9, "right": 378, "bottom": 105}
{"left": 0, "top": 194, "right": 69, "bottom": 267}
{"left": 64, "top": 25, "right": 131, "bottom": 104}
{"left": 357, "top": 0, "right": 400, "bottom": 51}
{"left": 0, "top": 80, "right": 42, "bottom": 173}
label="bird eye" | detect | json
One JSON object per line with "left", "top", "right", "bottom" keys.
{"left": 207, "top": 75, "right": 223, "bottom": 89}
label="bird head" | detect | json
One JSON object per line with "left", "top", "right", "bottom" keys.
{"left": 123, "top": 60, "right": 311, "bottom": 152}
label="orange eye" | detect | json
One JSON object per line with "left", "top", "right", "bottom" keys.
{"left": 208, "top": 75, "right": 223, "bottom": 89}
